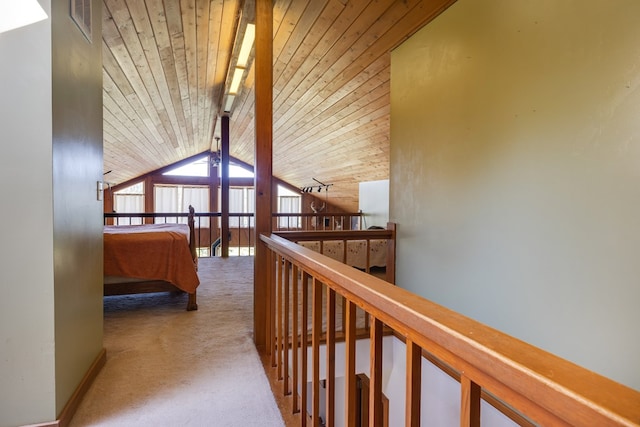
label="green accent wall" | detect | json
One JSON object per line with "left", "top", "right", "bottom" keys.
{"left": 52, "top": 0, "right": 104, "bottom": 415}
{"left": 390, "top": 0, "right": 640, "bottom": 390}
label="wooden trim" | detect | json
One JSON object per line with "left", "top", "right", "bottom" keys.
{"left": 24, "top": 349, "right": 107, "bottom": 427}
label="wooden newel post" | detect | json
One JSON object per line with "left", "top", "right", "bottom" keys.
{"left": 253, "top": 0, "right": 273, "bottom": 351}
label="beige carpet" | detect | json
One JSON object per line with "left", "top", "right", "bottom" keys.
{"left": 70, "top": 257, "right": 284, "bottom": 427}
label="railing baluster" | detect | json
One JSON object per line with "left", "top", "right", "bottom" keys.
{"left": 292, "top": 264, "right": 300, "bottom": 414}
{"left": 283, "top": 260, "right": 291, "bottom": 396}
{"left": 406, "top": 339, "right": 422, "bottom": 427}
{"left": 341, "top": 295, "right": 347, "bottom": 335}
{"left": 326, "top": 286, "right": 336, "bottom": 427}
{"left": 300, "top": 272, "right": 310, "bottom": 427}
{"left": 345, "top": 300, "right": 357, "bottom": 427}
{"left": 460, "top": 375, "right": 481, "bottom": 427}
{"left": 369, "top": 317, "right": 384, "bottom": 427}
{"left": 312, "top": 277, "right": 322, "bottom": 426}
{"left": 277, "top": 255, "right": 283, "bottom": 377}
{"left": 268, "top": 249, "right": 276, "bottom": 367}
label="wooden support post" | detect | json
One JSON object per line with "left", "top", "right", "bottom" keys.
{"left": 253, "top": 0, "right": 273, "bottom": 350}
{"left": 221, "top": 115, "right": 230, "bottom": 257}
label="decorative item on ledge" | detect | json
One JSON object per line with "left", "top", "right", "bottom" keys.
{"left": 301, "top": 178, "right": 333, "bottom": 193}
{"left": 211, "top": 137, "right": 221, "bottom": 166}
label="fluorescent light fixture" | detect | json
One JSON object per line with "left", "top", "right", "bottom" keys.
{"left": 237, "top": 23, "right": 255, "bottom": 68}
{"left": 224, "top": 95, "right": 236, "bottom": 113}
{"left": 229, "top": 68, "right": 244, "bottom": 95}
{"left": 0, "top": 0, "right": 48, "bottom": 34}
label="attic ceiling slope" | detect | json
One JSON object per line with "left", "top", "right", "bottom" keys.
{"left": 102, "top": 0, "right": 457, "bottom": 212}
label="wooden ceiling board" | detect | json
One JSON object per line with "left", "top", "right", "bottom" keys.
{"left": 103, "top": 0, "right": 456, "bottom": 211}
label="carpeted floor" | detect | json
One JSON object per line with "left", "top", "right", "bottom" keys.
{"left": 70, "top": 257, "right": 284, "bottom": 427}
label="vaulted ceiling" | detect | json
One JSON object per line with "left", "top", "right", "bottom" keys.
{"left": 102, "top": 0, "right": 454, "bottom": 211}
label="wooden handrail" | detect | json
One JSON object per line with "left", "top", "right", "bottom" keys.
{"left": 260, "top": 232, "right": 640, "bottom": 426}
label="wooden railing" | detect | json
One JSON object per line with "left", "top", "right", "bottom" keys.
{"left": 273, "top": 212, "right": 363, "bottom": 231}
{"left": 274, "top": 224, "right": 396, "bottom": 284}
{"left": 104, "top": 211, "right": 364, "bottom": 257}
{"left": 259, "top": 233, "right": 640, "bottom": 427}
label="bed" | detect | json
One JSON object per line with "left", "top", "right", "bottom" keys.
{"left": 103, "top": 206, "right": 200, "bottom": 310}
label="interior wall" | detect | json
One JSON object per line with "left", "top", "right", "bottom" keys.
{"left": 359, "top": 179, "right": 389, "bottom": 229}
{"left": 0, "top": 2, "right": 56, "bottom": 425}
{"left": 390, "top": 0, "right": 640, "bottom": 390}
{"left": 51, "top": 0, "right": 104, "bottom": 414}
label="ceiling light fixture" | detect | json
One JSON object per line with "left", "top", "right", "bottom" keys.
{"left": 228, "top": 68, "right": 244, "bottom": 95}
{"left": 300, "top": 178, "right": 333, "bottom": 193}
{"left": 0, "top": 0, "right": 48, "bottom": 34}
{"left": 222, "top": 22, "right": 255, "bottom": 114}
{"left": 236, "top": 23, "right": 255, "bottom": 68}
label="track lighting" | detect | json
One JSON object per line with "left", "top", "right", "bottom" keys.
{"left": 299, "top": 178, "right": 333, "bottom": 193}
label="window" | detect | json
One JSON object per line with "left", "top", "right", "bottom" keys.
{"left": 71, "top": 0, "right": 92, "bottom": 41}
{"left": 277, "top": 185, "right": 301, "bottom": 228}
{"left": 154, "top": 184, "right": 209, "bottom": 227}
{"left": 219, "top": 162, "right": 254, "bottom": 178}
{"left": 163, "top": 156, "right": 210, "bottom": 177}
{"left": 113, "top": 182, "right": 144, "bottom": 225}
{"left": 229, "top": 187, "right": 254, "bottom": 228}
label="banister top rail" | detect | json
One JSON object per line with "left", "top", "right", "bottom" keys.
{"left": 260, "top": 232, "right": 640, "bottom": 427}
{"left": 271, "top": 212, "right": 362, "bottom": 217}
{"left": 274, "top": 229, "right": 392, "bottom": 241}
{"left": 104, "top": 212, "right": 222, "bottom": 218}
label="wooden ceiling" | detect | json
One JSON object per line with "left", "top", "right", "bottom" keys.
{"left": 102, "top": 0, "right": 454, "bottom": 211}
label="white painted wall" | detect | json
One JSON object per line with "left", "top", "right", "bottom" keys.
{"left": 359, "top": 179, "right": 389, "bottom": 229}
{"left": 0, "top": 3, "right": 56, "bottom": 424}
{"left": 390, "top": 0, "right": 640, "bottom": 390}
{"left": 384, "top": 337, "right": 515, "bottom": 426}
{"left": 298, "top": 336, "right": 518, "bottom": 426}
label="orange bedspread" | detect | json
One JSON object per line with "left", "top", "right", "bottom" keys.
{"left": 104, "top": 226, "right": 199, "bottom": 293}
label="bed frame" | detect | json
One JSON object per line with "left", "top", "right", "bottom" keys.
{"left": 103, "top": 206, "right": 199, "bottom": 311}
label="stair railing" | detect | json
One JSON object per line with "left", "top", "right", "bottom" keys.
{"left": 260, "top": 232, "right": 640, "bottom": 427}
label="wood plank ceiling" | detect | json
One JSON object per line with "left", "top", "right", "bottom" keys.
{"left": 102, "top": 0, "right": 454, "bottom": 211}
